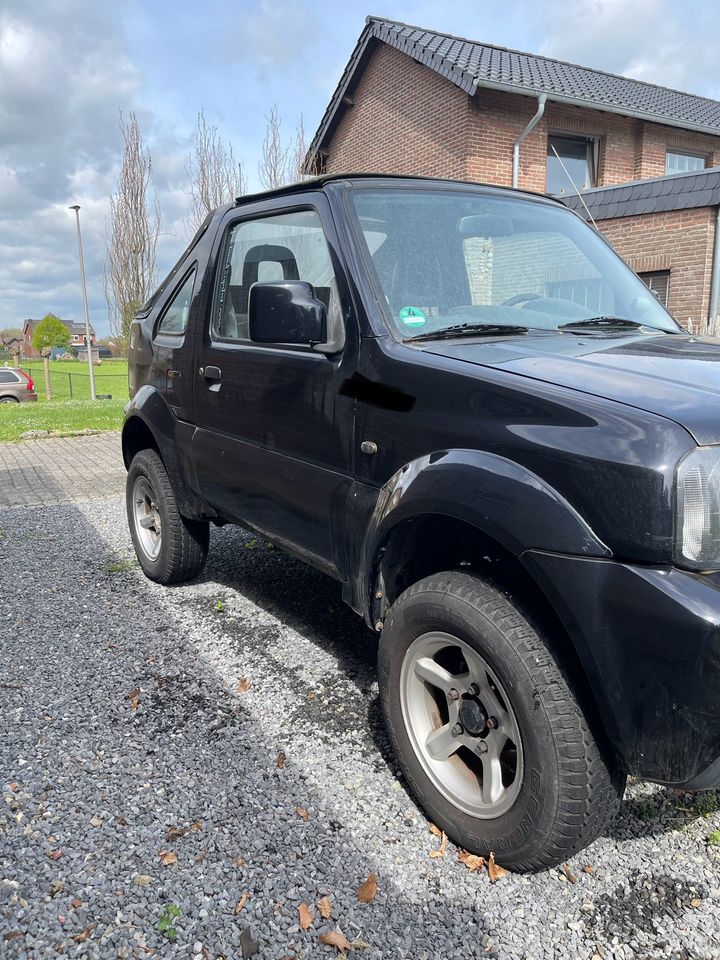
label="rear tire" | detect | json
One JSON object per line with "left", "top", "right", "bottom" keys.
{"left": 0, "top": 396, "right": 19, "bottom": 403}
{"left": 126, "top": 449, "right": 209, "bottom": 584}
{"left": 378, "top": 571, "right": 624, "bottom": 871}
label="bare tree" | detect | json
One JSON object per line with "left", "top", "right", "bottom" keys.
{"left": 104, "top": 111, "right": 160, "bottom": 344}
{"left": 258, "top": 104, "right": 289, "bottom": 190}
{"left": 187, "top": 110, "right": 246, "bottom": 233}
{"left": 289, "top": 114, "right": 311, "bottom": 184}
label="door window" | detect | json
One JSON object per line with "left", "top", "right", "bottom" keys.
{"left": 157, "top": 269, "right": 196, "bottom": 335}
{"left": 212, "top": 209, "right": 336, "bottom": 341}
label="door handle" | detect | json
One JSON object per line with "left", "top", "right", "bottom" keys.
{"left": 200, "top": 365, "right": 221, "bottom": 382}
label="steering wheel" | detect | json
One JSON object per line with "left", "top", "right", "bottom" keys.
{"left": 501, "top": 292, "right": 542, "bottom": 307}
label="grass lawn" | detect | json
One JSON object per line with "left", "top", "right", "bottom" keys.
{"left": 19, "top": 360, "right": 129, "bottom": 402}
{"left": 0, "top": 398, "right": 126, "bottom": 442}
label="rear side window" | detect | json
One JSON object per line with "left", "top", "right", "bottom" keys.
{"left": 0, "top": 370, "right": 19, "bottom": 383}
{"left": 157, "top": 269, "right": 196, "bottom": 335}
{"left": 213, "top": 209, "right": 336, "bottom": 341}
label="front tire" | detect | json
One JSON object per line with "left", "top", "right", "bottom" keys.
{"left": 126, "top": 449, "right": 209, "bottom": 584}
{"left": 378, "top": 571, "right": 624, "bottom": 871}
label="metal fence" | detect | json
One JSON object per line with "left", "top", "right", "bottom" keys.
{"left": 20, "top": 367, "right": 128, "bottom": 400}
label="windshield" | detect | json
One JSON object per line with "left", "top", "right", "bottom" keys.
{"left": 348, "top": 187, "right": 680, "bottom": 339}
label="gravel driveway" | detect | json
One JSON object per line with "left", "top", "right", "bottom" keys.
{"left": 2, "top": 435, "right": 720, "bottom": 959}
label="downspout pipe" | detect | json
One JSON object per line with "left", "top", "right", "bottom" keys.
{"left": 708, "top": 205, "right": 720, "bottom": 334}
{"left": 512, "top": 93, "right": 547, "bottom": 189}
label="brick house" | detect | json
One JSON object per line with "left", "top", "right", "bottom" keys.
{"left": 305, "top": 17, "right": 720, "bottom": 328}
{"left": 22, "top": 317, "right": 96, "bottom": 358}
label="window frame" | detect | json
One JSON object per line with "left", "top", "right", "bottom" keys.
{"left": 154, "top": 264, "right": 197, "bottom": 339}
{"left": 638, "top": 269, "right": 670, "bottom": 307}
{"left": 209, "top": 203, "right": 337, "bottom": 354}
{"left": 665, "top": 149, "right": 708, "bottom": 175}
{"left": 546, "top": 133, "right": 599, "bottom": 195}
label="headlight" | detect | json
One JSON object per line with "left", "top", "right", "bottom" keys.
{"left": 675, "top": 446, "right": 720, "bottom": 569}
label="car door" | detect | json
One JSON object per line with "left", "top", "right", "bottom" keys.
{"left": 192, "top": 194, "right": 357, "bottom": 577}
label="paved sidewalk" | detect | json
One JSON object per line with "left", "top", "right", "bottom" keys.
{"left": 0, "top": 432, "right": 125, "bottom": 507}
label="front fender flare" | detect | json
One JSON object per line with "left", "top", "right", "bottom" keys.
{"left": 354, "top": 449, "right": 610, "bottom": 618}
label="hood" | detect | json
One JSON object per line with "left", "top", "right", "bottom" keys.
{"left": 420, "top": 331, "right": 720, "bottom": 445}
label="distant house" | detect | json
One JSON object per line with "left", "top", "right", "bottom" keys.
{"left": 1, "top": 336, "right": 23, "bottom": 356}
{"left": 22, "top": 318, "right": 96, "bottom": 358}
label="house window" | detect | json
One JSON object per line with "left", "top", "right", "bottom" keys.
{"left": 638, "top": 270, "right": 670, "bottom": 306}
{"left": 665, "top": 150, "right": 706, "bottom": 174}
{"left": 547, "top": 135, "right": 597, "bottom": 195}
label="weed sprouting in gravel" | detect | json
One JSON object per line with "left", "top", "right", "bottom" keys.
{"left": 215, "top": 598, "right": 225, "bottom": 612}
{"left": 156, "top": 902, "right": 181, "bottom": 940}
{"left": 707, "top": 828, "right": 720, "bottom": 845}
{"left": 105, "top": 558, "right": 136, "bottom": 574}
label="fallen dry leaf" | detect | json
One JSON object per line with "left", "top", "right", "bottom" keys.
{"left": 429, "top": 822, "right": 442, "bottom": 838}
{"left": 234, "top": 892, "right": 250, "bottom": 915}
{"left": 8, "top": 783, "right": 18, "bottom": 791}
{"left": 191, "top": 821, "right": 202, "bottom": 831}
{"left": 295, "top": 807, "right": 310, "bottom": 821}
{"left": 3, "top": 932, "right": 25, "bottom": 941}
{"left": 561, "top": 862, "right": 578, "bottom": 884}
{"left": 165, "top": 825, "right": 187, "bottom": 842}
{"left": 232, "top": 855, "right": 246, "bottom": 867}
{"left": 487, "top": 851, "right": 510, "bottom": 882}
{"left": 159, "top": 850, "right": 178, "bottom": 866}
{"left": 298, "top": 903, "right": 314, "bottom": 930}
{"left": 307, "top": 691, "right": 316, "bottom": 700}
{"left": 276, "top": 751, "right": 286, "bottom": 769}
{"left": 133, "top": 875, "right": 153, "bottom": 886}
{"left": 127, "top": 688, "right": 140, "bottom": 710}
{"left": 49, "top": 880, "right": 65, "bottom": 897}
{"left": 47, "top": 849, "right": 62, "bottom": 861}
{"left": 318, "top": 930, "right": 353, "bottom": 952}
{"left": 429, "top": 831, "right": 448, "bottom": 859}
{"left": 691, "top": 897, "right": 703, "bottom": 908}
{"left": 236, "top": 677, "right": 252, "bottom": 693}
{"left": 582, "top": 865, "right": 594, "bottom": 874}
{"left": 70, "top": 899, "right": 81, "bottom": 909}
{"left": 72, "top": 927, "right": 93, "bottom": 944}
{"left": 356, "top": 873, "right": 378, "bottom": 903}
{"left": 351, "top": 940, "right": 371, "bottom": 951}
{"left": 458, "top": 850, "right": 486, "bottom": 872}
{"left": 317, "top": 895, "right": 333, "bottom": 919}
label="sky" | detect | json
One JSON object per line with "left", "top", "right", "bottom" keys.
{"left": 2, "top": 0, "right": 719, "bottom": 338}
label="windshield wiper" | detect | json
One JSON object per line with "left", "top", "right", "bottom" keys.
{"left": 558, "top": 316, "right": 644, "bottom": 332}
{"left": 405, "top": 323, "right": 528, "bottom": 343}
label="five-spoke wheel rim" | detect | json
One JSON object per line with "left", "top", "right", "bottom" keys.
{"left": 132, "top": 476, "right": 162, "bottom": 561}
{"left": 400, "top": 631, "right": 524, "bottom": 818}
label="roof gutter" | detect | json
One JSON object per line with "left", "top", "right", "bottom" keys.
{"left": 512, "top": 93, "right": 547, "bottom": 188}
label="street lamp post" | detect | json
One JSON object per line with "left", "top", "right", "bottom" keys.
{"left": 69, "top": 205, "right": 96, "bottom": 401}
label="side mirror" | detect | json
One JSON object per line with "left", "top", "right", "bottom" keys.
{"left": 248, "top": 281, "right": 326, "bottom": 347}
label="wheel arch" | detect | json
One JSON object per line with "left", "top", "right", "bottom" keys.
{"left": 122, "top": 386, "right": 211, "bottom": 518}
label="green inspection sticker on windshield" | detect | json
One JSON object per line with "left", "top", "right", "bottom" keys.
{"left": 399, "top": 306, "right": 427, "bottom": 327}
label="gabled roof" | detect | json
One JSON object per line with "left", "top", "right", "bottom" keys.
{"left": 561, "top": 166, "right": 720, "bottom": 221}
{"left": 23, "top": 317, "right": 95, "bottom": 336}
{"left": 306, "top": 16, "right": 720, "bottom": 167}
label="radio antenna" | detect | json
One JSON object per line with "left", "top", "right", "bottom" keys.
{"left": 551, "top": 144, "right": 598, "bottom": 230}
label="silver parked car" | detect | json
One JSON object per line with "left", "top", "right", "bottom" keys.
{"left": 0, "top": 367, "right": 37, "bottom": 403}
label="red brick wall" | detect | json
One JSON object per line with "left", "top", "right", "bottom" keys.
{"left": 326, "top": 43, "right": 470, "bottom": 179}
{"left": 598, "top": 208, "right": 716, "bottom": 326}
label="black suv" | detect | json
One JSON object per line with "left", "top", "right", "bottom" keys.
{"left": 124, "top": 174, "right": 720, "bottom": 871}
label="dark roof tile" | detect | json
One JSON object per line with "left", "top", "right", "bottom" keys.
{"left": 562, "top": 167, "right": 720, "bottom": 220}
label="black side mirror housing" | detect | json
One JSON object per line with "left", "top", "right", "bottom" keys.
{"left": 248, "top": 281, "right": 327, "bottom": 347}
